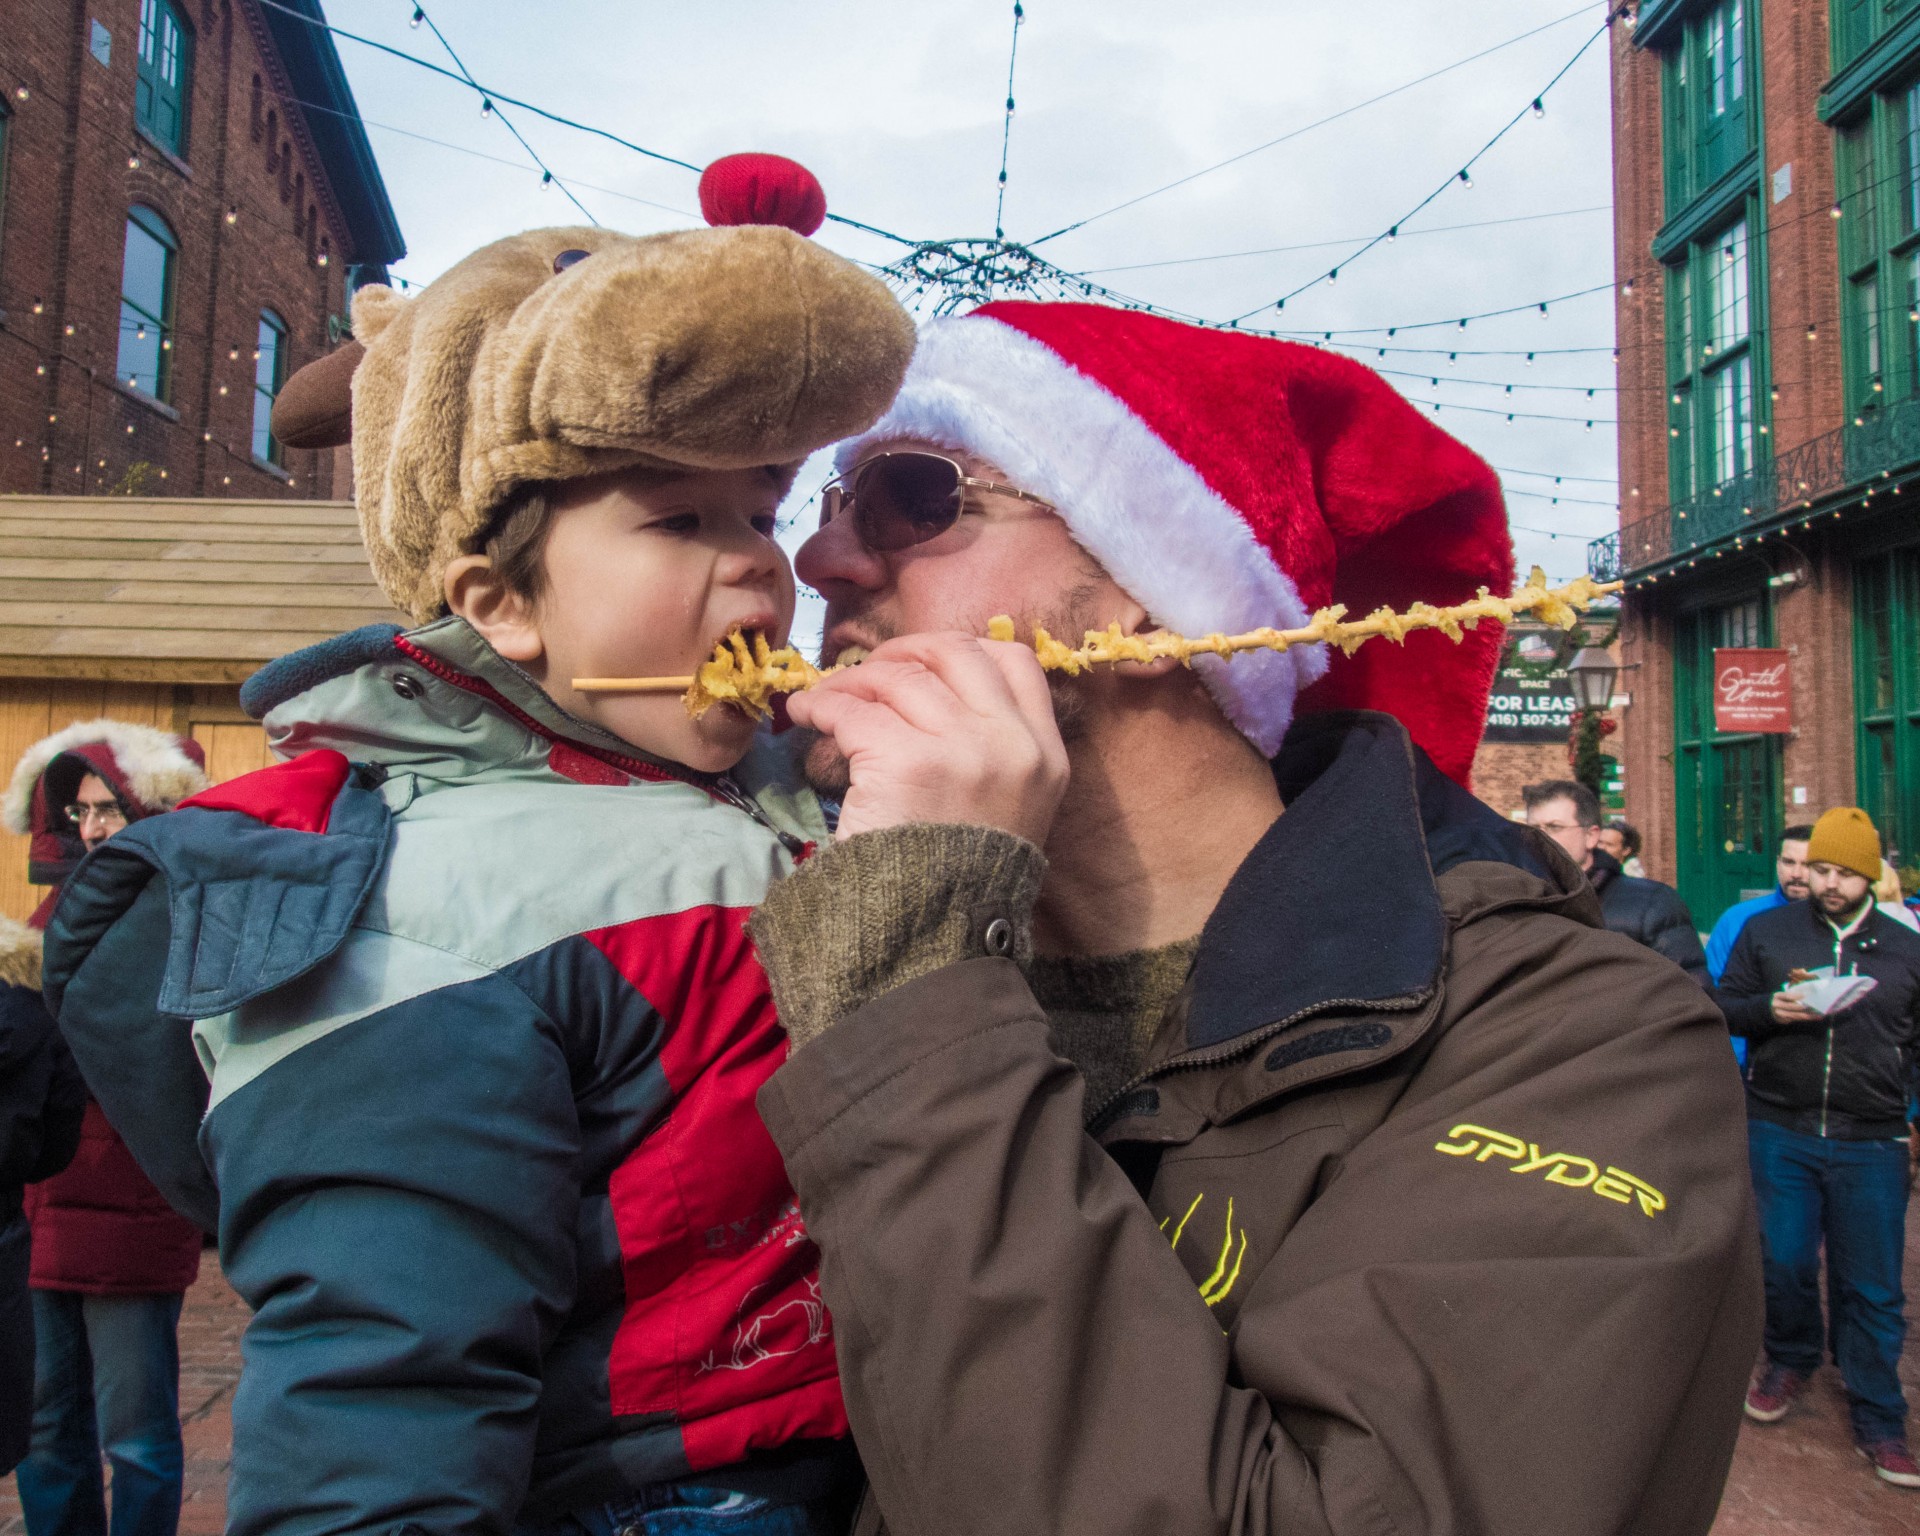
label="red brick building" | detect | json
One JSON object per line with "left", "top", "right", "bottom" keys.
{"left": 0, "top": 0, "right": 402, "bottom": 500}
{"left": 1604, "top": 0, "right": 1920, "bottom": 923}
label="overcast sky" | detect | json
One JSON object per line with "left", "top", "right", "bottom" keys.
{"left": 322, "top": 0, "right": 1620, "bottom": 646}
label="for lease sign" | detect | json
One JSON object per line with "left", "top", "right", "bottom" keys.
{"left": 1485, "top": 624, "right": 1579, "bottom": 742}
{"left": 1713, "top": 648, "right": 1793, "bottom": 734}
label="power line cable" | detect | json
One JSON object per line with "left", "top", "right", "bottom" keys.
{"left": 1027, "top": 0, "right": 1602, "bottom": 248}
{"left": 1233, "top": 11, "right": 1620, "bottom": 322}
{"left": 404, "top": 1, "right": 599, "bottom": 226}
{"left": 250, "top": 0, "right": 920, "bottom": 246}
{"left": 993, "top": 2, "right": 1026, "bottom": 239}
{"left": 1070, "top": 205, "right": 1610, "bottom": 276}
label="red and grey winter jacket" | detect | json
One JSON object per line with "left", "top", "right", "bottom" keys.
{"left": 5, "top": 721, "right": 207, "bottom": 1295}
{"left": 41, "top": 619, "right": 849, "bottom": 1536}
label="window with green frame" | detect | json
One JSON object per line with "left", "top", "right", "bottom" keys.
{"left": 1663, "top": 0, "right": 1756, "bottom": 212}
{"left": 1666, "top": 217, "right": 1766, "bottom": 503}
{"left": 1833, "top": 0, "right": 1920, "bottom": 73}
{"left": 251, "top": 310, "right": 288, "bottom": 465}
{"left": 1836, "top": 81, "right": 1920, "bottom": 415}
{"left": 1674, "top": 593, "right": 1783, "bottom": 921}
{"left": 135, "top": 0, "right": 192, "bottom": 157}
{"left": 116, "top": 205, "right": 176, "bottom": 401}
{"left": 1854, "top": 547, "right": 1920, "bottom": 872}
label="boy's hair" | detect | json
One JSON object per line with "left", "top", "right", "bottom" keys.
{"left": 1782, "top": 824, "right": 1815, "bottom": 847}
{"left": 481, "top": 484, "right": 555, "bottom": 605}
{"left": 1522, "top": 778, "right": 1600, "bottom": 828}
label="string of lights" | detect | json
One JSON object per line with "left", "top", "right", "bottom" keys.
{"left": 251, "top": 0, "right": 919, "bottom": 247}
{"left": 993, "top": 2, "right": 1026, "bottom": 240}
{"left": 1229, "top": 9, "right": 1622, "bottom": 323}
{"left": 1270, "top": 282, "right": 1612, "bottom": 337}
{"left": 1069, "top": 205, "right": 1611, "bottom": 276}
{"left": 1026, "top": 0, "right": 1602, "bottom": 249}
{"left": 404, "top": 1, "right": 599, "bottom": 226}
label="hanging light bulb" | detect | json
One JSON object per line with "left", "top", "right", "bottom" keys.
{"left": 225, "top": 206, "right": 238, "bottom": 225}
{"left": 1458, "top": 169, "right": 1473, "bottom": 188}
{"left": 228, "top": 346, "right": 239, "bottom": 361}
{"left": 31, "top": 298, "right": 43, "bottom": 314}
{"left": 1831, "top": 202, "right": 1844, "bottom": 219}
{"left": 541, "top": 171, "right": 553, "bottom": 189}
{"left": 1327, "top": 268, "right": 1338, "bottom": 285}
{"left": 481, "top": 98, "right": 494, "bottom": 117}
{"left": 1387, "top": 226, "right": 1398, "bottom": 242}
{"left": 1532, "top": 98, "right": 1545, "bottom": 118}
{"left": 410, "top": 6, "right": 423, "bottom": 24}
{"left": 128, "top": 152, "right": 140, "bottom": 170}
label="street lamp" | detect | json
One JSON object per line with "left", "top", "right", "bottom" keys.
{"left": 1567, "top": 647, "right": 1619, "bottom": 712}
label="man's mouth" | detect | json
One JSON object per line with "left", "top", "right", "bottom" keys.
{"left": 822, "top": 623, "right": 883, "bottom": 669}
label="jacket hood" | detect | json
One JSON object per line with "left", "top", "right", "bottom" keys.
{"left": 6, "top": 721, "right": 209, "bottom": 887}
{"left": 0, "top": 915, "right": 40, "bottom": 989}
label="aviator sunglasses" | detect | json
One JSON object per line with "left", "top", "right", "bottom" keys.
{"left": 819, "top": 451, "right": 1054, "bottom": 551}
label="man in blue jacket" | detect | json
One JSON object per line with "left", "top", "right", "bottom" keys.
{"left": 1706, "top": 824, "right": 1814, "bottom": 981}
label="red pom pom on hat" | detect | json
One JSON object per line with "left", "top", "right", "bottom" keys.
{"left": 699, "top": 153, "right": 827, "bottom": 236}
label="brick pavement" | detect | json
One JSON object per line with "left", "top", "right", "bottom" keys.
{"left": 9, "top": 1212, "right": 1920, "bottom": 1534}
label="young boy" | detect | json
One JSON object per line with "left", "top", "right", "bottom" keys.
{"left": 40, "top": 162, "right": 915, "bottom": 1536}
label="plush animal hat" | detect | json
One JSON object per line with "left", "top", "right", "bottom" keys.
{"left": 275, "top": 153, "right": 916, "bottom": 623}
{"left": 835, "top": 302, "right": 1514, "bottom": 784}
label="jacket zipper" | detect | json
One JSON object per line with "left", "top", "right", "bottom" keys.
{"left": 1818, "top": 920, "right": 1855, "bottom": 1138}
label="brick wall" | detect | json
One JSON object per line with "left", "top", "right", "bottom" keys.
{"left": 1608, "top": 0, "right": 1868, "bottom": 888}
{"left": 0, "top": 0, "right": 355, "bottom": 500}
{"left": 1472, "top": 740, "right": 1573, "bottom": 823}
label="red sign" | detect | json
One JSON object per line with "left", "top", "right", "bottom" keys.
{"left": 1714, "top": 648, "right": 1793, "bottom": 733}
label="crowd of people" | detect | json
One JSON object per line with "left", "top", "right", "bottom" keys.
{"left": 0, "top": 154, "right": 1914, "bottom": 1536}
{"left": 1523, "top": 777, "right": 1920, "bottom": 1488}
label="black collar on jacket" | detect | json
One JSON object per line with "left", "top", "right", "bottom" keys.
{"left": 1184, "top": 710, "right": 1557, "bottom": 1050}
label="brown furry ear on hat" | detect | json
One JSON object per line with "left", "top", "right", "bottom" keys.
{"left": 271, "top": 340, "right": 363, "bottom": 450}
{"left": 352, "top": 224, "right": 916, "bottom": 622}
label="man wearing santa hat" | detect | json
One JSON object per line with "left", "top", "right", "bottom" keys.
{"left": 747, "top": 302, "right": 1760, "bottom": 1535}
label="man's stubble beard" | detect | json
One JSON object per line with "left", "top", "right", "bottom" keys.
{"left": 797, "top": 585, "right": 1100, "bottom": 803}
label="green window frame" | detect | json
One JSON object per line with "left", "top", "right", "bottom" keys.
{"left": 1833, "top": 0, "right": 1920, "bottom": 73}
{"left": 251, "top": 310, "right": 288, "bottom": 465}
{"left": 1674, "top": 592, "right": 1784, "bottom": 920}
{"left": 1854, "top": 547, "right": 1920, "bottom": 873}
{"left": 135, "top": 0, "right": 192, "bottom": 158}
{"left": 1663, "top": 0, "right": 1757, "bottom": 213}
{"left": 116, "top": 205, "right": 177, "bottom": 401}
{"left": 1666, "top": 214, "right": 1769, "bottom": 508}
{"left": 1836, "top": 80, "right": 1920, "bottom": 416}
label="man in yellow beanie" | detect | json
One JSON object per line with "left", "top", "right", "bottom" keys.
{"left": 1721, "top": 805, "right": 1920, "bottom": 1486}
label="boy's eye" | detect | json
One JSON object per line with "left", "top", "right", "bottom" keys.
{"left": 752, "top": 513, "right": 779, "bottom": 537}
{"left": 656, "top": 512, "right": 700, "bottom": 534}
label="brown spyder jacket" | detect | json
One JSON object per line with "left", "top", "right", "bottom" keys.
{"left": 751, "top": 712, "right": 1760, "bottom": 1536}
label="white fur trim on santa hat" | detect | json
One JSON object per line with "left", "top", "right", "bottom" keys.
{"left": 3, "top": 719, "right": 209, "bottom": 835}
{"left": 836, "top": 315, "right": 1328, "bottom": 755}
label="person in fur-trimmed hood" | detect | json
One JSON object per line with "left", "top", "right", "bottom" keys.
{"left": 2, "top": 720, "right": 206, "bottom": 1536}
{"left": 40, "top": 153, "right": 914, "bottom": 1536}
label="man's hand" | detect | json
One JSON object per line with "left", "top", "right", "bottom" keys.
{"left": 784, "top": 633, "right": 1069, "bottom": 844}
{"left": 1770, "top": 989, "right": 1822, "bottom": 1026}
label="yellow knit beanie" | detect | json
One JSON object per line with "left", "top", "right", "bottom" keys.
{"left": 1806, "top": 807, "right": 1882, "bottom": 881}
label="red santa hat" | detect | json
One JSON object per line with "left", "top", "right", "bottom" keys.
{"left": 834, "top": 300, "right": 1515, "bottom": 784}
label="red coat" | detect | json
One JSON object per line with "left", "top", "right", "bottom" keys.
{"left": 7, "top": 721, "right": 210, "bottom": 1296}
{"left": 24, "top": 1101, "right": 201, "bottom": 1294}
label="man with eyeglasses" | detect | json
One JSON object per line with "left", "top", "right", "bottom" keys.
{"left": 744, "top": 304, "right": 1757, "bottom": 1535}
{"left": 1523, "top": 778, "right": 1712, "bottom": 986}
{"left": 5, "top": 722, "right": 207, "bottom": 1536}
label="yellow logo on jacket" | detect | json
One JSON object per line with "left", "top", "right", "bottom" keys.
{"left": 1434, "top": 1124, "right": 1666, "bottom": 1217}
{"left": 1162, "top": 1193, "right": 1247, "bottom": 1308}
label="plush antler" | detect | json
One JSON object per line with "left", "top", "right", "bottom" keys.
{"left": 570, "top": 568, "right": 1622, "bottom": 719}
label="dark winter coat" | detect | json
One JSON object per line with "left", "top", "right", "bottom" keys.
{"left": 40, "top": 621, "right": 852, "bottom": 1536}
{"left": 4, "top": 721, "right": 208, "bottom": 1297}
{"left": 1589, "top": 847, "right": 1712, "bottom": 984}
{"left": 750, "top": 711, "right": 1761, "bottom": 1536}
{"left": 0, "top": 919, "right": 86, "bottom": 1472}
{"left": 1719, "top": 897, "right": 1920, "bottom": 1140}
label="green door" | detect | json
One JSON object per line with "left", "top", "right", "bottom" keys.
{"left": 1855, "top": 547, "right": 1920, "bottom": 880}
{"left": 1674, "top": 595, "right": 1784, "bottom": 923}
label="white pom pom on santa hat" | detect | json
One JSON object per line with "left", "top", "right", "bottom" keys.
{"left": 835, "top": 301, "right": 1516, "bottom": 785}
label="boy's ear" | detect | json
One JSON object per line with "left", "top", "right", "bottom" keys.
{"left": 444, "top": 555, "right": 544, "bottom": 664}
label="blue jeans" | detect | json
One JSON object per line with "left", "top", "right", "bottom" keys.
{"left": 530, "top": 1480, "right": 858, "bottom": 1536}
{"left": 1748, "top": 1118, "right": 1911, "bottom": 1443}
{"left": 15, "top": 1291, "right": 185, "bottom": 1536}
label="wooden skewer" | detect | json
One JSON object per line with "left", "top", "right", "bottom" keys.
{"left": 573, "top": 570, "right": 1624, "bottom": 718}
